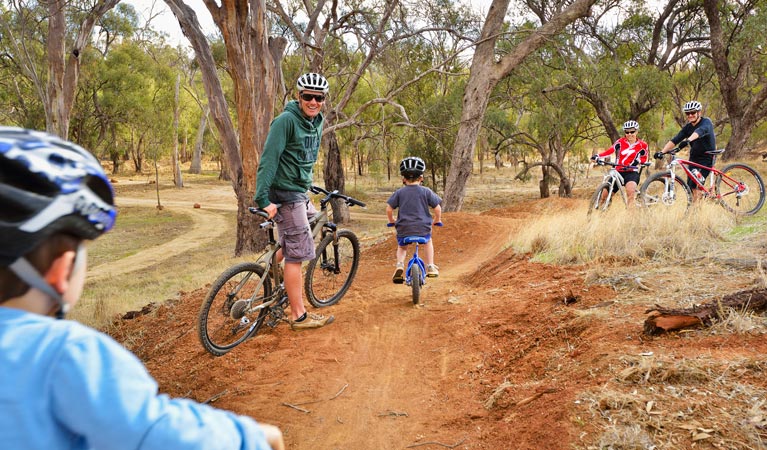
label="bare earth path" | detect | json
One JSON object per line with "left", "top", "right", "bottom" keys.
{"left": 108, "top": 184, "right": 767, "bottom": 449}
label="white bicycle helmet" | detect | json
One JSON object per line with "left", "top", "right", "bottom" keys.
{"left": 399, "top": 156, "right": 426, "bottom": 177}
{"left": 0, "top": 127, "right": 116, "bottom": 315}
{"left": 296, "top": 73, "right": 329, "bottom": 94}
{"left": 683, "top": 101, "right": 702, "bottom": 113}
{"left": 623, "top": 120, "right": 639, "bottom": 131}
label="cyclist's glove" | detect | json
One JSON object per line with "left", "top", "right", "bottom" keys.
{"left": 678, "top": 139, "right": 689, "bottom": 149}
{"left": 653, "top": 151, "right": 665, "bottom": 159}
{"left": 590, "top": 155, "right": 598, "bottom": 161}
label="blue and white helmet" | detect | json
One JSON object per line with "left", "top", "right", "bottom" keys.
{"left": 296, "top": 73, "right": 329, "bottom": 94}
{"left": 0, "top": 127, "right": 117, "bottom": 267}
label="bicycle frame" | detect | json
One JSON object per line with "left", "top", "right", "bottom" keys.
{"left": 589, "top": 160, "right": 650, "bottom": 213}
{"left": 662, "top": 152, "right": 721, "bottom": 195}
{"left": 403, "top": 236, "right": 428, "bottom": 287}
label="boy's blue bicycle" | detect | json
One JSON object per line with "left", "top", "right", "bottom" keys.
{"left": 388, "top": 222, "right": 442, "bottom": 305}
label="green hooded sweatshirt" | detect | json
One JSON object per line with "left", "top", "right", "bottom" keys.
{"left": 254, "top": 100, "right": 324, "bottom": 208}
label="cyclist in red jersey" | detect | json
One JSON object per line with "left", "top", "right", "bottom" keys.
{"left": 591, "top": 120, "right": 649, "bottom": 209}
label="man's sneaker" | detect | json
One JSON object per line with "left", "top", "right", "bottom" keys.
{"left": 290, "top": 312, "right": 335, "bottom": 330}
{"left": 392, "top": 263, "right": 405, "bottom": 284}
{"left": 426, "top": 264, "right": 439, "bottom": 278}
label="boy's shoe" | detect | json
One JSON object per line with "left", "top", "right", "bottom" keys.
{"left": 392, "top": 263, "right": 405, "bottom": 284}
{"left": 426, "top": 264, "right": 439, "bottom": 278}
{"left": 290, "top": 312, "right": 335, "bottom": 330}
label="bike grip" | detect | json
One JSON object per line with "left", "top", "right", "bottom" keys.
{"left": 386, "top": 222, "right": 395, "bottom": 227}
{"left": 348, "top": 197, "right": 367, "bottom": 207}
{"left": 248, "top": 207, "right": 270, "bottom": 219}
{"left": 434, "top": 222, "right": 444, "bottom": 227}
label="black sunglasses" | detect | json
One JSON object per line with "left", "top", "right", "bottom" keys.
{"left": 625, "top": 130, "right": 637, "bottom": 134}
{"left": 300, "top": 93, "right": 326, "bottom": 102}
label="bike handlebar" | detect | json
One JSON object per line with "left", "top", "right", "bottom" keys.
{"left": 593, "top": 159, "right": 651, "bottom": 170}
{"left": 309, "top": 185, "right": 367, "bottom": 208}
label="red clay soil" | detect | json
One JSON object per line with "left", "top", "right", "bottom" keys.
{"left": 108, "top": 198, "right": 767, "bottom": 449}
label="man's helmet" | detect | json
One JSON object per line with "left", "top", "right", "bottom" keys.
{"left": 683, "top": 101, "right": 702, "bottom": 113}
{"left": 296, "top": 73, "right": 329, "bottom": 94}
{"left": 399, "top": 156, "right": 426, "bottom": 177}
{"left": 623, "top": 120, "right": 639, "bottom": 131}
{"left": 0, "top": 127, "right": 117, "bottom": 267}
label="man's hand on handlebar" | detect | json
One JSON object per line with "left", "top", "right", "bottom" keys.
{"left": 653, "top": 151, "right": 665, "bottom": 159}
{"left": 263, "top": 203, "right": 278, "bottom": 219}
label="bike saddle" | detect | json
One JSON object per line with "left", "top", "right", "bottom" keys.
{"left": 402, "top": 236, "right": 429, "bottom": 245}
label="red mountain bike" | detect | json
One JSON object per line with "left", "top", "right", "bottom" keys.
{"left": 640, "top": 147, "right": 765, "bottom": 215}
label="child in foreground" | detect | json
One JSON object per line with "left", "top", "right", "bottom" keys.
{"left": 0, "top": 127, "right": 284, "bottom": 450}
{"left": 386, "top": 156, "right": 442, "bottom": 283}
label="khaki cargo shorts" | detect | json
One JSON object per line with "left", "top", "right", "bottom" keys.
{"left": 275, "top": 200, "right": 317, "bottom": 263}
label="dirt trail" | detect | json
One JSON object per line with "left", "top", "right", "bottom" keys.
{"left": 108, "top": 184, "right": 767, "bottom": 449}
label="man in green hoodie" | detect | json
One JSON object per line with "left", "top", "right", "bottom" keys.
{"left": 254, "top": 73, "right": 334, "bottom": 330}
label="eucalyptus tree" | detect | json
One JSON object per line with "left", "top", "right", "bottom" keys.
{"left": 442, "top": 0, "right": 597, "bottom": 212}
{"left": 271, "top": 0, "right": 478, "bottom": 221}
{"left": 0, "top": 0, "right": 122, "bottom": 138}
{"left": 703, "top": 0, "right": 767, "bottom": 160}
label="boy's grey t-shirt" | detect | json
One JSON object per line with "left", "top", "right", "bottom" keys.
{"left": 387, "top": 184, "right": 442, "bottom": 238}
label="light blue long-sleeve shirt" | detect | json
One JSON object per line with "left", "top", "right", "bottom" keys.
{"left": 0, "top": 307, "right": 271, "bottom": 450}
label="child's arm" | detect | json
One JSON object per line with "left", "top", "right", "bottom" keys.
{"left": 432, "top": 204, "right": 442, "bottom": 225}
{"left": 386, "top": 204, "right": 395, "bottom": 224}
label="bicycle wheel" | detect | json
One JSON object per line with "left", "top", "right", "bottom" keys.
{"left": 410, "top": 264, "right": 421, "bottom": 305}
{"left": 198, "top": 262, "right": 272, "bottom": 356}
{"left": 587, "top": 182, "right": 613, "bottom": 216}
{"left": 640, "top": 172, "right": 692, "bottom": 216}
{"left": 716, "top": 163, "right": 765, "bottom": 215}
{"left": 305, "top": 229, "right": 360, "bottom": 307}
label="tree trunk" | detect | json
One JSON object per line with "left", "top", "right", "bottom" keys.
{"left": 164, "top": 0, "right": 287, "bottom": 256}
{"left": 323, "top": 132, "right": 350, "bottom": 223}
{"left": 45, "top": 0, "right": 119, "bottom": 138}
{"left": 189, "top": 105, "right": 208, "bottom": 174}
{"left": 442, "top": 0, "right": 596, "bottom": 211}
{"left": 173, "top": 73, "right": 184, "bottom": 188}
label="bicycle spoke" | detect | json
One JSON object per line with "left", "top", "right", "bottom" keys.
{"left": 198, "top": 263, "right": 271, "bottom": 356}
{"left": 717, "top": 164, "right": 766, "bottom": 215}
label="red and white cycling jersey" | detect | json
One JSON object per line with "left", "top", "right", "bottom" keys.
{"left": 598, "top": 137, "right": 648, "bottom": 171}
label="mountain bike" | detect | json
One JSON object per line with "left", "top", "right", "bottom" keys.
{"left": 587, "top": 159, "right": 650, "bottom": 216}
{"left": 198, "top": 186, "right": 365, "bottom": 356}
{"left": 388, "top": 222, "right": 442, "bottom": 305}
{"left": 640, "top": 147, "right": 765, "bottom": 216}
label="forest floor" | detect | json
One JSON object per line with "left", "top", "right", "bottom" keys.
{"left": 105, "top": 177, "right": 767, "bottom": 450}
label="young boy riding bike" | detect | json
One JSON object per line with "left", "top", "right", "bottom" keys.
{"left": 386, "top": 156, "right": 442, "bottom": 283}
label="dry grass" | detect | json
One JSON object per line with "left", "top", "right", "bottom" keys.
{"left": 579, "top": 354, "right": 767, "bottom": 449}
{"left": 511, "top": 200, "right": 737, "bottom": 264}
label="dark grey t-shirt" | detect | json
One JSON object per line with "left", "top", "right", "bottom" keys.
{"left": 387, "top": 184, "right": 442, "bottom": 238}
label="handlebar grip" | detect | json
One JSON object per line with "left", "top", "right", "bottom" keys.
{"left": 248, "top": 207, "right": 270, "bottom": 219}
{"left": 347, "top": 197, "right": 366, "bottom": 208}
{"left": 434, "top": 222, "right": 443, "bottom": 227}
{"left": 386, "top": 222, "right": 395, "bottom": 228}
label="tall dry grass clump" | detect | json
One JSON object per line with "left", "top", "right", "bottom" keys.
{"left": 511, "top": 201, "right": 736, "bottom": 264}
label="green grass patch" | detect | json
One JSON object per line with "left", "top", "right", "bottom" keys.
{"left": 87, "top": 206, "right": 193, "bottom": 268}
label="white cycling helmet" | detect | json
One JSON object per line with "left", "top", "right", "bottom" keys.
{"left": 296, "top": 73, "right": 329, "bottom": 94}
{"left": 399, "top": 156, "right": 426, "bottom": 177}
{"left": 623, "top": 120, "right": 639, "bottom": 131}
{"left": 683, "top": 101, "right": 702, "bottom": 113}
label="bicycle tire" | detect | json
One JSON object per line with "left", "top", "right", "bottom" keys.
{"left": 411, "top": 264, "right": 421, "bottom": 305}
{"left": 640, "top": 172, "right": 692, "bottom": 215}
{"left": 305, "top": 229, "right": 360, "bottom": 307}
{"left": 587, "top": 182, "right": 613, "bottom": 216}
{"left": 716, "top": 163, "right": 765, "bottom": 215}
{"left": 198, "top": 262, "right": 272, "bottom": 356}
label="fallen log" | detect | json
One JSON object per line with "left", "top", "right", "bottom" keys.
{"left": 644, "top": 287, "right": 767, "bottom": 335}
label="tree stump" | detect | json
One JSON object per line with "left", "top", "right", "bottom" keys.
{"left": 644, "top": 287, "right": 767, "bottom": 335}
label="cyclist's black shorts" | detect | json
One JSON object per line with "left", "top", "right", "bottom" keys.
{"left": 611, "top": 171, "right": 641, "bottom": 192}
